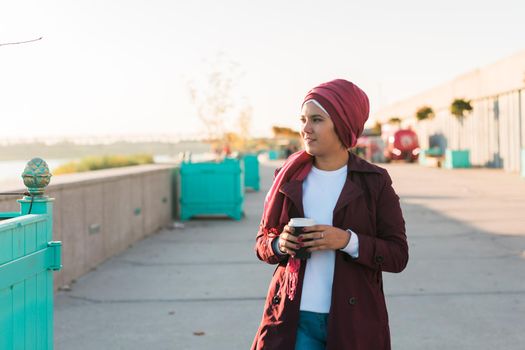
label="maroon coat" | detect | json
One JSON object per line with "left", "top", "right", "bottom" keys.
{"left": 251, "top": 153, "right": 408, "bottom": 350}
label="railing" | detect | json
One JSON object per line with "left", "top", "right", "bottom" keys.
{"left": 0, "top": 158, "right": 62, "bottom": 350}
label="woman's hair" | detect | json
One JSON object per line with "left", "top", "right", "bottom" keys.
{"left": 304, "top": 99, "right": 330, "bottom": 116}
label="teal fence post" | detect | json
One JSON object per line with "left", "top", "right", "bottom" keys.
{"left": 0, "top": 158, "right": 62, "bottom": 350}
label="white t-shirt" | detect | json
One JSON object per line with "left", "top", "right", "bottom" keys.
{"left": 299, "top": 164, "right": 359, "bottom": 313}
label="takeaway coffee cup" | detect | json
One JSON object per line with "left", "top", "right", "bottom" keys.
{"left": 288, "top": 218, "right": 316, "bottom": 259}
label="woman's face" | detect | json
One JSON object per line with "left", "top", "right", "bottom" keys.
{"left": 300, "top": 101, "right": 344, "bottom": 157}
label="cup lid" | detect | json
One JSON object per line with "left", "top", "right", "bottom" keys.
{"left": 289, "top": 218, "right": 316, "bottom": 227}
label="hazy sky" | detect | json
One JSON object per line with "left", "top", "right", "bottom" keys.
{"left": 1, "top": 0, "right": 524, "bottom": 141}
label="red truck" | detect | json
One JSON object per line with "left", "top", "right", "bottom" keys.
{"left": 383, "top": 129, "right": 420, "bottom": 162}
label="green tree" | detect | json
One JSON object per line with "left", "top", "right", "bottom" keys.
{"left": 388, "top": 117, "right": 402, "bottom": 125}
{"left": 415, "top": 106, "right": 434, "bottom": 121}
{"left": 450, "top": 98, "right": 473, "bottom": 149}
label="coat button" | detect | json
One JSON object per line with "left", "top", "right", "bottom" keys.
{"left": 348, "top": 297, "right": 357, "bottom": 305}
{"left": 272, "top": 295, "right": 281, "bottom": 305}
{"left": 375, "top": 255, "right": 384, "bottom": 264}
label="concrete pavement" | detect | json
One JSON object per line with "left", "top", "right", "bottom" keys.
{"left": 55, "top": 161, "right": 525, "bottom": 349}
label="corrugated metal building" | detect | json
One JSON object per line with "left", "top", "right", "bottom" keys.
{"left": 373, "top": 49, "right": 525, "bottom": 174}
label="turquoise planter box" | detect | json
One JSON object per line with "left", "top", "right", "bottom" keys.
{"left": 521, "top": 149, "right": 525, "bottom": 178}
{"left": 419, "top": 148, "right": 444, "bottom": 167}
{"left": 268, "top": 150, "right": 278, "bottom": 160}
{"left": 180, "top": 159, "right": 244, "bottom": 220}
{"left": 243, "top": 154, "right": 260, "bottom": 191}
{"left": 445, "top": 149, "right": 471, "bottom": 169}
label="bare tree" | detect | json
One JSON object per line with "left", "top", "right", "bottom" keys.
{"left": 188, "top": 54, "right": 242, "bottom": 141}
{"left": 0, "top": 37, "right": 42, "bottom": 47}
{"left": 238, "top": 103, "right": 252, "bottom": 135}
{"left": 236, "top": 102, "right": 253, "bottom": 150}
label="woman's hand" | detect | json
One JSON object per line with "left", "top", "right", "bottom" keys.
{"left": 300, "top": 225, "right": 351, "bottom": 252}
{"left": 277, "top": 225, "right": 301, "bottom": 257}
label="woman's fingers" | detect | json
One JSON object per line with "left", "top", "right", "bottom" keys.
{"left": 301, "top": 224, "right": 325, "bottom": 233}
{"left": 302, "top": 236, "right": 324, "bottom": 249}
{"left": 299, "top": 230, "right": 324, "bottom": 241}
{"left": 278, "top": 238, "right": 300, "bottom": 257}
{"left": 302, "top": 227, "right": 351, "bottom": 251}
{"left": 279, "top": 226, "right": 302, "bottom": 255}
{"left": 300, "top": 225, "right": 328, "bottom": 239}
{"left": 301, "top": 226, "right": 329, "bottom": 250}
{"left": 278, "top": 224, "right": 336, "bottom": 255}
{"left": 281, "top": 226, "right": 300, "bottom": 243}
{"left": 279, "top": 235, "right": 301, "bottom": 250}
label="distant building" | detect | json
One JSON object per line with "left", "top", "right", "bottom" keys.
{"left": 373, "top": 49, "right": 525, "bottom": 173}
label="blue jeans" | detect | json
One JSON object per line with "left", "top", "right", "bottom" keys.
{"left": 294, "top": 310, "right": 329, "bottom": 350}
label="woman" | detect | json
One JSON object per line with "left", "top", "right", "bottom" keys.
{"left": 251, "top": 79, "right": 408, "bottom": 350}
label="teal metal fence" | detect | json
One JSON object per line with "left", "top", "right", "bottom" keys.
{"left": 0, "top": 158, "right": 62, "bottom": 350}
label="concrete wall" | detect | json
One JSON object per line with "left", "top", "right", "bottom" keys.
{"left": 0, "top": 164, "right": 174, "bottom": 291}
{"left": 373, "top": 49, "right": 525, "bottom": 173}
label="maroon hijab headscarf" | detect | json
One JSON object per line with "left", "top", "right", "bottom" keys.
{"left": 259, "top": 79, "right": 370, "bottom": 300}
